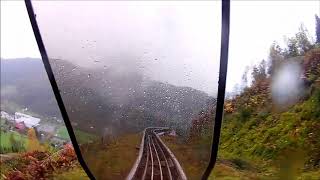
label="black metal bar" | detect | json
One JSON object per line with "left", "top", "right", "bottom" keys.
{"left": 202, "top": 0, "right": 230, "bottom": 179}
{"left": 24, "top": 1, "right": 95, "bottom": 179}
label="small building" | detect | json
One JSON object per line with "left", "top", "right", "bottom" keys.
{"left": 14, "top": 112, "right": 40, "bottom": 128}
{"left": 15, "top": 121, "right": 26, "bottom": 130}
{"left": 15, "top": 121, "right": 27, "bottom": 133}
{"left": 1, "top": 111, "right": 14, "bottom": 122}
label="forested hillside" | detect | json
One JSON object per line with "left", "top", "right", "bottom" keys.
{"left": 193, "top": 21, "right": 320, "bottom": 178}
{"left": 49, "top": 59, "right": 212, "bottom": 136}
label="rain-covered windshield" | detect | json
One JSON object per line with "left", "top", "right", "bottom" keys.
{"left": 32, "top": 1, "right": 222, "bottom": 179}
{"left": 218, "top": 1, "right": 320, "bottom": 179}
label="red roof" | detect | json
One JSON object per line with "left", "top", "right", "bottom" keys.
{"left": 15, "top": 121, "right": 26, "bottom": 130}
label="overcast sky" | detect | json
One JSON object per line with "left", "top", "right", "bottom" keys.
{"left": 1, "top": 1, "right": 319, "bottom": 94}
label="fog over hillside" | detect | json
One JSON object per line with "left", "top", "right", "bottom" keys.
{"left": 51, "top": 59, "right": 215, "bottom": 135}
{"left": 1, "top": 58, "right": 61, "bottom": 118}
{"left": 1, "top": 58, "right": 216, "bottom": 136}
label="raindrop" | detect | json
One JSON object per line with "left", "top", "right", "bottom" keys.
{"left": 88, "top": 74, "right": 91, "bottom": 78}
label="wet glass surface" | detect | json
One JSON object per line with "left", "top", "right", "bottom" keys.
{"left": 219, "top": 1, "right": 320, "bottom": 179}
{"left": 32, "top": 1, "right": 221, "bottom": 179}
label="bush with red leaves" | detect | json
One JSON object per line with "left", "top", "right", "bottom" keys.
{"left": 3, "top": 144, "right": 78, "bottom": 180}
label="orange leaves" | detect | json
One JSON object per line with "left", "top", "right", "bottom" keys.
{"left": 4, "top": 144, "right": 78, "bottom": 180}
{"left": 224, "top": 102, "right": 235, "bottom": 113}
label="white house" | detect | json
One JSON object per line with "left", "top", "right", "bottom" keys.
{"left": 14, "top": 112, "right": 41, "bottom": 128}
{"left": 1, "top": 111, "right": 14, "bottom": 122}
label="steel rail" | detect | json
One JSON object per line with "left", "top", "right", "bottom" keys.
{"left": 127, "top": 129, "right": 147, "bottom": 180}
{"left": 153, "top": 130, "right": 187, "bottom": 180}
{"left": 153, "top": 134, "right": 173, "bottom": 180}
{"left": 150, "top": 136, "right": 163, "bottom": 180}
{"left": 142, "top": 137, "right": 150, "bottom": 180}
{"left": 128, "top": 127, "right": 186, "bottom": 180}
{"left": 148, "top": 136, "right": 154, "bottom": 180}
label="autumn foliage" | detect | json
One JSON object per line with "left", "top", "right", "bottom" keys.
{"left": 3, "top": 144, "right": 78, "bottom": 180}
{"left": 27, "top": 128, "right": 42, "bottom": 152}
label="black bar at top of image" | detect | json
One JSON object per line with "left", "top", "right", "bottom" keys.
{"left": 24, "top": 0, "right": 96, "bottom": 179}
{"left": 202, "top": 0, "right": 230, "bottom": 179}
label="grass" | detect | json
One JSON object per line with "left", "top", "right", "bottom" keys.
{"left": 74, "top": 130, "right": 98, "bottom": 144}
{"left": 161, "top": 135, "right": 209, "bottom": 180}
{"left": 161, "top": 135, "right": 264, "bottom": 180}
{"left": 56, "top": 126, "right": 98, "bottom": 144}
{"left": 220, "top": 89, "right": 320, "bottom": 162}
{"left": 52, "top": 165, "right": 88, "bottom": 180}
{"left": 0, "top": 118, "right": 6, "bottom": 126}
{"left": 78, "top": 133, "right": 142, "bottom": 180}
{"left": 56, "top": 127, "right": 70, "bottom": 140}
{"left": 0, "top": 130, "right": 27, "bottom": 150}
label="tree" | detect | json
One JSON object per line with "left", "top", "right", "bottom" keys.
{"left": 316, "top": 14, "right": 320, "bottom": 44}
{"left": 295, "top": 24, "right": 312, "bottom": 54}
{"left": 241, "top": 66, "right": 249, "bottom": 88}
{"left": 252, "top": 59, "right": 267, "bottom": 84}
{"left": 285, "top": 37, "right": 299, "bottom": 58}
{"left": 283, "top": 24, "right": 312, "bottom": 57}
{"left": 268, "top": 42, "right": 284, "bottom": 75}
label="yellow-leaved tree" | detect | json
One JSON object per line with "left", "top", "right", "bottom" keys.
{"left": 27, "top": 128, "right": 42, "bottom": 152}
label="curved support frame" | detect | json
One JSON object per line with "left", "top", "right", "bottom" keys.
{"left": 24, "top": 0, "right": 230, "bottom": 179}
{"left": 24, "top": 0, "right": 96, "bottom": 179}
{"left": 202, "top": 0, "right": 230, "bottom": 179}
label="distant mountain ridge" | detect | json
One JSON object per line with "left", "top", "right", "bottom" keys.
{"left": 1, "top": 58, "right": 61, "bottom": 118}
{"left": 1, "top": 58, "right": 215, "bottom": 136}
{"left": 51, "top": 59, "right": 214, "bottom": 135}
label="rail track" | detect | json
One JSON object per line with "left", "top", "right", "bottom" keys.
{"left": 127, "top": 127, "right": 187, "bottom": 180}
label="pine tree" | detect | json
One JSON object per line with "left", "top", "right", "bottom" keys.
{"left": 295, "top": 24, "right": 312, "bottom": 54}
{"left": 268, "top": 42, "right": 283, "bottom": 75}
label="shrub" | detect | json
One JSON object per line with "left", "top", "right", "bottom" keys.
{"left": 238, "top": 107, "right": 253, "bottom": 122}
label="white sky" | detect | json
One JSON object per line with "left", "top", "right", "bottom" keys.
{"left": 1, "top": 1, "right": 319, "bottom": 93}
